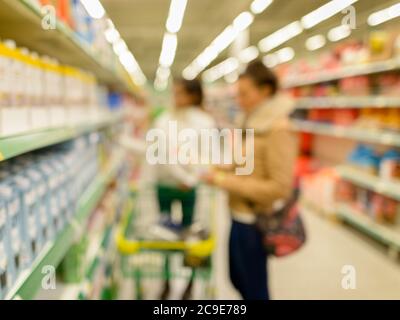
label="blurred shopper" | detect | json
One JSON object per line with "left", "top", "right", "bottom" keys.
{"left": 204, "top": 60, "right": 297, "bottom": 300}
{"left": 153, "top": 78, "right": 215, "bottom": 299}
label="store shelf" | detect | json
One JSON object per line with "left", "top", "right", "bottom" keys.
{"left": 295, "top": 96, "right": 400, "bottom": 109}
{"left": 336, "top": 203, "right": 400, "bottom": 251}
{"left": 291, "top": 120, "right": 400, "bottom": 147}
{"left": 283, "top": 58, "right": 400, "bottom": 88}
{"left": 6, "top": 152, "right": 124, "bottom": 300}
{"left": 0, "top": 113, "right": 122, "bottom": 162}
{"left": 337, "top": 166, "right": 400, "bottom": 201}
{"left": 0, "top": 0, "right": 133, "bottom": 91}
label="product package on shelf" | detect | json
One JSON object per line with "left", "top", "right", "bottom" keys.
{"left": 0, "top": 35, "right": 117, "bottom": 137}
{"left": 0, "top": 132, "right": 104, "bottom": 299}
{"left": 0, "top": 196, "right": 15, "bottom": 299}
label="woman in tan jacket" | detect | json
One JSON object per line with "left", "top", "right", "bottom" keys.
{"left": 204, "top": 61, "right": 297, "bottom": 300}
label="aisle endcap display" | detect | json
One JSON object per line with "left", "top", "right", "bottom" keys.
{"left": 5, "top": 150, "right": 125, "bottom": 300}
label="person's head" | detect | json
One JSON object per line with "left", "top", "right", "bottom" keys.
{"left": 173, "top": 78, "right": 204, "bottom": 109}
{"left": 237, "top": 60, "right": 279, "bottom": 113}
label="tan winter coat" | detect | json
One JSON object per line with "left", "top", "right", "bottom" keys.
{"left": 215, "top": 94, "right": 298, "bottom": 216}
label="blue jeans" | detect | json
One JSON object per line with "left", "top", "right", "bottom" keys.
{"left": 229, "top": 219, "right": 269, "bottom": 300}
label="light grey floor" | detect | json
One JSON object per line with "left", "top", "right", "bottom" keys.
{"left": 214, "top": 191, "right": 400, "bottom": 300}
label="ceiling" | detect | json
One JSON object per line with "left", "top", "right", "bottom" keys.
{"left": 102, "top": 0, "right": 400, "bottom": 82}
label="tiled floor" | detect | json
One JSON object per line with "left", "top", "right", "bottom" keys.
{"left": 214, "top": 191, "right": 400, "bottom": 300}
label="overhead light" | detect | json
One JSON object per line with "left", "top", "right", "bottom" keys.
{"left": 368, "top": 3, "right": 400, "bottom": 26}
{"left": 301, "top": 0, "right": 358, "bottom": 29}
{"left": 159, "top": 33, "right": 178, "bottom": 68}
{"left": 275, "top": 47, "right": 295, "bottom": 63}
{"left": 113, "top": 39, "right": 128, "bottom": 56}
{"left": 233, "top": 11, "right": 254, "bottom": 32}
{"left": 250, "top": 0, "right": 273, "bottom": 14}
{"left": 80, "top": 0, "right": 105, "bottom": 19}
{"left": 263, "top": 53, "right": 278, "bottom": 68}
{"left": 258, "top": 21, "right": 303, "bottom": 52}
{"left": 305, "top": 34, "right": 326, "bottom": 51}
{"left": 132, "top": 72, "right": 147, "bottom": 86}
{"left": 211, "top": 26, "right": 239, "bottom": 54}
{"left": 203, "top": 57, "right": 239, "bottom": 83}
{"left": 156, "top": 66, "right": 171, "bottom": 80}
{"left": 238, "top": 46, "right": 259, "bottom": 63}
{"left": 166, "top": 0, "right": 188, "bottom": 33}
{"left": 182, "top": 66, "right": 198, "bottom": 80}
{"left": 119, "top": 51, "right": 137, "bottom": 71}
{"left": 328, "top": 25, "right": 351, "bottom": 42}
{"left": 224, "top": 71, "right": 239, "bottom": 84}
{"left": 104, "top": 28, "right": 120, "bottom": 44}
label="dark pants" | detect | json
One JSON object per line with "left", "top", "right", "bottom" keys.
{"left": 157, "top": 185, "right": 196, "bottom": 227}
{"left": 229, "top": 219, "right": 269, "bottom": 300}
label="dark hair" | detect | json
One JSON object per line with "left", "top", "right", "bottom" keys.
{"left": 239, "top": 60, "right": 279, "bottom": 95}
{"left": 174, "top": 78, "right": 204, "bottom": 106}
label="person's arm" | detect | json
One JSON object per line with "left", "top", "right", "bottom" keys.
{"left": 213, "top": 128, "right": 297, "bottom": 208}
{"left": 118, "top": 135, "right": 147, "bottom": 155}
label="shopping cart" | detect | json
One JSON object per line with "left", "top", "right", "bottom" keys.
{"left": 115, "top": 184, "right": 217, "bottom": 300}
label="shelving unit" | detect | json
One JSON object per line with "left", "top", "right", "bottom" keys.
{"left": 0, "top": 112, "right": 123, "bottom": 162}
{"left": 337, "top": 166, "right": 400, "bottom": 201}
{"left": 291, "top": 120, "right": 400, "bottom": 147}
{"left": 0, "top": 0, "right": 135, "bottom": 92}
{"left": 283, "top": 57, "right": 400, "bottom": 88}
{"left": 6, "top": 151, "right": 125, "bottom": 300}
{"left": 336, "top": 203, "right": 400, "bottom": 256}
{"left": 295, "top": 96, "right": 400, "bottom": 109}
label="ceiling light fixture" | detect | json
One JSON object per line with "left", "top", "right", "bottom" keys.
{"left": 368, "top": 2, "right": 400, "bottom": 26}
{"left": 250, "top": 0, "right": 273, "bottom": 15}
{"left": 258, "top": 21, "right": 303, "bottom": 52}
{"left": 263, "top": 53, "right": 278, "bottom": 68}
{"left": 159, "top": 33, "right": 178, "bottom": 68}
{"left": 301, "top": 0, "right": 358, "bottom": 29}
{"left": 327, "top": 24, "right": 351, "bottom": 42}
{"left": 238, "top": 46, "right": 259, "bottom": 63}
{"left": 305, "top": 34, "right": 326, "bottom": 51}
{"left": 80, "top": 0, "right": 105, "bottom": 19}
{"left": 275, "top": 47, "right": 295, "bottom": 63}
{"left": 233, "top": 11, "right": 254, "bottom": 32}
{"left": 202, "top": 57, "right": 239, "bottom": 83}
{"left": 166, "top": 0, "right": 188, "bottom": 33}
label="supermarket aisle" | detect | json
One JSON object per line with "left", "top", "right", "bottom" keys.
{"left": 214, "top": 192, "right": 400, "bottom": 300}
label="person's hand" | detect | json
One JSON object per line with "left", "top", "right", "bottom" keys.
{"left": 200, "top": 170, "right": 216, "bottom": 185}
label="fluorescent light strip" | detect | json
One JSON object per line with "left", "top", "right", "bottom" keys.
{"left": 258, "top": 21, "right": 303, "bottom": 52}
{"left": 305, "top": 34, "right": 326, "bottom": 51}
{"left": 159, "top": 33, "right": 178, "bottom": 68}
{"left": 238, "top": 46, "right": 259, "bottom": 63}
{"left": 166, "top": 0, "right": 188, "bottom": 33}
{"left": 275, "top": 47, "right": 295, "bottom": 63}
{"left": 301, "top": 0, "right": 358, "bottom": 29}
{"left": 203, "top": 57, "right": 239, "bottom": 83}
{"left": 183, "top": 7, "right": 260, "bottom": 80}
{"left": 328, "top": 25, "right": 351, "bottom": 42}
{"left": 80, "top": 0, "right": 105, "bottom": 19}
{"left": 368, "top": 2, "right": 400, "bottom": 26}
{"left": 233, "top": 11, "right": 254, "bottom": 32}
{"left": 251, "top": 0, "right": 273, "bottom": 15}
